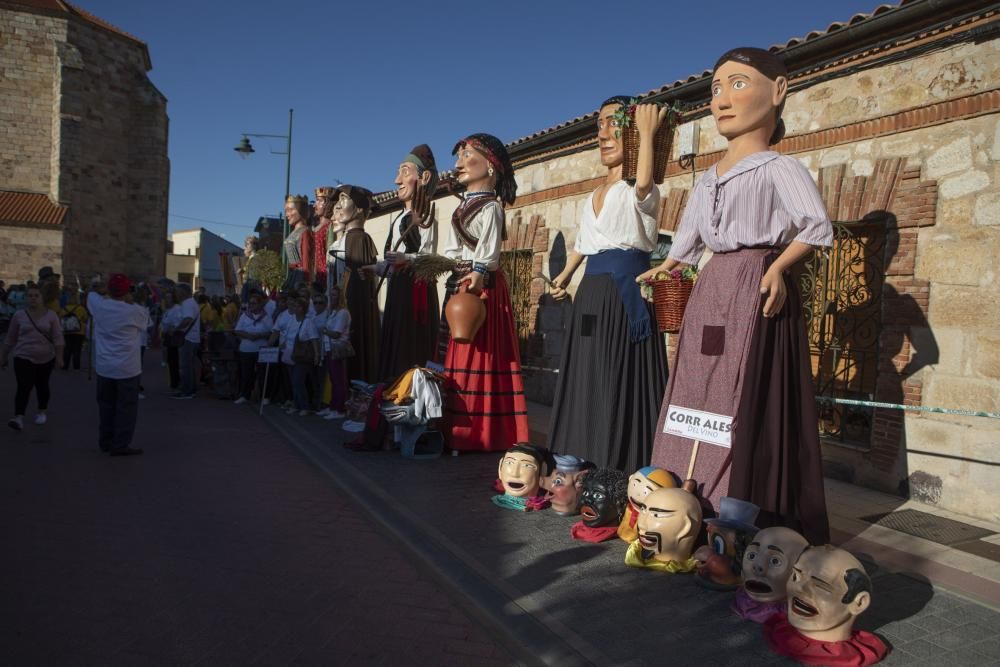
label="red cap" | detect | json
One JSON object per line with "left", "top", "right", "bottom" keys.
{"left": 108, "top": 273, "right": 131, "bottom": 297}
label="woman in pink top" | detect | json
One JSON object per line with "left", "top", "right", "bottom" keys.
{"left": 0, "top": 285, "right": 65, "bottom": 431}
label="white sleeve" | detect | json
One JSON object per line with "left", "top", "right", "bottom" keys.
{"left": 472, "top": 202, "right": 503, "bottom": 267}
{"left": 633, "top": 185, "right": 660, "bottom": 249}
{"left": 442, "top": 217, "right": 462, "bottom": 260}
{"left": 416, "top": 218, "right": 437, "bottom": 256}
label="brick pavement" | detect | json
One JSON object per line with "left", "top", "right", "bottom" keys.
{"left": 0, "top": 359, "right": 512, "bottom": 666}
{"left": 265, "top": 400, "right": 1000, "bottom": 667}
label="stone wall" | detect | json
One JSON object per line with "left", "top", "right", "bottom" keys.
{"left": 0, "top": 9, "right": 64, "bottom": 196}
{"left": 0, "top": 5, "right": 169, "bottom": 283}
{"left": 504, "top": 37, "right": 1000, "bottom": 521}
{"left": 0, "top": 225, "right": 64, "bottom": 283}
{"left": 58, "top": 19, "right": 169, "bottom": 279}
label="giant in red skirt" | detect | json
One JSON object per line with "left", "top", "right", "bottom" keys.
{"left": 442, "top": 270, "right": 529, "bottom": 451}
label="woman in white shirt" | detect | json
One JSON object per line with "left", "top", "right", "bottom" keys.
{"left": 318, "top": 285, "right": 352, "bottom": 420}
{"left": 268, "top": 296, "right": 320, "bottom": 416}
{"left": 159, "top": 290, "right": 182, "bottom": 391}
{"left": 233, "top": 292, "right": 272, "bottom": 405}
{"left": 546, "top": 99, "right": 670, "bottom": 473}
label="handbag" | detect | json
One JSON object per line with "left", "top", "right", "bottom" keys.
{"left": 166, "top": 316, "right": 195, "bottom": 348}
{"left": 290, "top": 323, "right": 313, "bottom": 364}
{"left": 329, "top": 337, "right": 355, "bottom": 361}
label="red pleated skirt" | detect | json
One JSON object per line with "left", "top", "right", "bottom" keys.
{"left": 443, "top": 270, "right": 530, "bottom": 451}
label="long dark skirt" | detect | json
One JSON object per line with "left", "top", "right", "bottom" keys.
{"left": 344, "top": 268, "right": 381, "bottom": 383}
{"left": 377, "top": 269, "right": 440, "bottom": 383}
{"left": 548, "top": 274, "right": 667, "bottom": 473}
{"left": 649, "top": 248, "right": 829, "bottom": 544}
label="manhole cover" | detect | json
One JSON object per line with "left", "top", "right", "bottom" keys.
{"left": 861, "top": 509, "right": 996, "bottom": 546}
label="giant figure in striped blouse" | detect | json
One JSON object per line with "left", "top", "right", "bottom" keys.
{"left": 640, "top": 47, "right": 832, "bottom": 545}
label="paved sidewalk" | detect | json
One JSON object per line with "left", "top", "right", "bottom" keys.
{"left": 0, "top": 360, "right": 511, "bottom": 666}
{"left": 264, "top": 401, "right": 1000, "bottom": 666}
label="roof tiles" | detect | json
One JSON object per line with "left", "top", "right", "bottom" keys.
{"left": 0, "top": 191, "right": 69, "bottom": 226}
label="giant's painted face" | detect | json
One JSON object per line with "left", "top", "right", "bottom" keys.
{"left": 498, "top": 451, "right": 542, "bottom": 498}
{"left": 787, "top": 546, "right": 872, "bottom": 641}
{"left": 454, "top": 145, "right": 492, "bottom": 189}
{"left": 543, "top": 469, "right": 588, "bottom": 516}
{"left": 742, "top": 526, "right": 809, "bottom": 603}
{"left": 710, "top": 59, "right": 785, "bottom": 142}
{"left": 333, "top": 192, "right": 358, "bottom": 225}
{"left": 636, "top": 487, "right": 702, "bottom": 563}
{"left": 394, "top": 162, "right": 425, "bottom": 205}
{"left": 314, "top": 193, "right": 332, "bottom": 219}
{"left": 284, "top": 200, "right": 304, "bottom": 226}
{"left": 596, "top": 104, "right": 625, "bottom": 168}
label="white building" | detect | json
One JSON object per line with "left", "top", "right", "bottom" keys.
{"left": 165, "top": 228, "right": 241, "bottom": 296}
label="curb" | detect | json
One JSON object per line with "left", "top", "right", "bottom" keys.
{"left": 262, "top": 410, "right": 609, "bottom": 667}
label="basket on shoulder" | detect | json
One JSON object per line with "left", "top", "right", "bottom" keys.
{"left": 640, "top": 266, "right": 698, "bottom": 334}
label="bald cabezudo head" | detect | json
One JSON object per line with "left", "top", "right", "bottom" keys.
{"left": 786, "top": 545, "right": 873, "bottom": 643}
{"left": 742, "top": 526, "right": 809, "bottom": 602}
{"left": 636, "top": 487, "right": 702, "bottom": 563}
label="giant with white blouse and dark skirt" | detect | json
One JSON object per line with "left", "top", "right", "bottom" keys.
{"left": 547, "top": 98, "right": 669, "bottom": 473}
{"left": 440, "top": 134, "right": 529, "bottom": 452}
{"left": 377, "top": 145, "right": 441, "bottom": 383}
{"left": 641, "top": 48, "right": 831, "bottom": 544}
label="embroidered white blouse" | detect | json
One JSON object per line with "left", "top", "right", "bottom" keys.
{"left": 442, "top": 196, "right": 504, "bottom": 270}
{"left": 575, "top": 181, "right": 660, "bottom": 255}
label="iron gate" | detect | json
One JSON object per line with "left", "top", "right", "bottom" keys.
{"left": 799, "top": 218, "right": 887, "bottom": 448}
{"left": 500, "top": 248, "right": 534, "bottom": 355}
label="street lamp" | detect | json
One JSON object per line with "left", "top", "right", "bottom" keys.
{"left": 234, "top": 108, "right": 294, "bottom": 266}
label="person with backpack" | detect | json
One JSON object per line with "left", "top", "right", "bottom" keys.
{"left": 1, "top": 285, "right": 64, "bottom": 430}
{"left": 59, "top": 289, "right": 88, "bottom": 370}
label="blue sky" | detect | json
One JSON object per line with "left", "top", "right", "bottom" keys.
{"left": 77, "top": 0, "right": 882, "bottom": 240}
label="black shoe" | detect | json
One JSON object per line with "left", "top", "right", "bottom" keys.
{"left": 109, "top": 447, "right": 144, "bottom": 456}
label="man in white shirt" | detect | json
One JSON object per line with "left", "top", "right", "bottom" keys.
{"left": 87, "top": 274, "right": 150, "bottom": 456}
{"left": 173, "top": 283, "right": 200, "bottom": 399}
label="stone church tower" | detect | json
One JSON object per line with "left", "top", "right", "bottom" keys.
{"left": 0, "top": 0, "right": 169, "bottom": 283}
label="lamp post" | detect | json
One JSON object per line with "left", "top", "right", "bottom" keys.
{"left": 234, "top": 108, "right": 294, "bottom": 268}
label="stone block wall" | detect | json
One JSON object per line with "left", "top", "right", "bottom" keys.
{"left": 0, "top": 9, "right": 64, "bottom": 196}
{"left": 58, "top": 19, "right": 169, "bottom": 279}
{"left": 0, "top": 226, "right": 63, "bottom": 283}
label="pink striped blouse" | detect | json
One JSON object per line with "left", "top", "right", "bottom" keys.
{"left": 668, "top": 151, "right": 833, "bottom": 266}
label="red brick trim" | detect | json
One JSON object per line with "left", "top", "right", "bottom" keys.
{"left": 815, "top": 159, "right": 937, "bottom": 469}
{"left": 510, "top": 89, "right": 999, "bottom": 210}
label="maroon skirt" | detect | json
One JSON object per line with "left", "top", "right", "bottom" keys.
{"left": 649, "top": 248, "right": 829, "bottom": 544}
{"left": 442, "top": 270, "right": 529, "bottom": 452}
